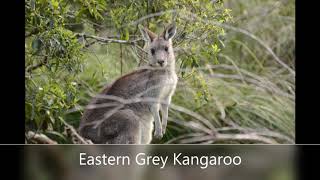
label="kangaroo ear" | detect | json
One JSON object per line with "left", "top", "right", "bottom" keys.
{"left": 162, "top": 23, "right": 176, "bottom": 40}
{"left": 138, "top": 24, "right": 157, "bottom": 42}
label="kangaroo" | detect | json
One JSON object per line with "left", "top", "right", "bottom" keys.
{"left": 79, "top": 24, "right": 178, "bottom": 144}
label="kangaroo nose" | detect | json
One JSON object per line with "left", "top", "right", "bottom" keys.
{"left": 158, "top": 60, "right": 164, "bottom": 66}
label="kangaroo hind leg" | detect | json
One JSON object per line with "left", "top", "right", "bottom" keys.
{"left": 100, "top": 109, "right": 141, "bottom": 144}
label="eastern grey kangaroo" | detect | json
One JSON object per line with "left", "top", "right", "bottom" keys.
{"left": 79, "top": 24, "right": 178, "bottom": 144}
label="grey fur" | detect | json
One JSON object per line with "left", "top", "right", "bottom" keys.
{"left": 79, "top": 24, "right": 178, "bottom": 144}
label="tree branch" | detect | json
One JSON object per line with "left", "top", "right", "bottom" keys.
{"left": 26, "top": 56, "right": 48, "bottom": 73}
{"left": 26, "top": 131, "right": 58, "bottom": 144}
{"left": 25, "top": 28, "right": 40, "bottom": 38}
{"left": 76, "top": 33, "right": 143, "bottom": 45}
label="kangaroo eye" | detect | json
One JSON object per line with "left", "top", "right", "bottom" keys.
{"left": 151, "top": 48, "right": 155, "bottom": 55}
{"left": 164, "top": 47, "right": 168, "bottom": 52}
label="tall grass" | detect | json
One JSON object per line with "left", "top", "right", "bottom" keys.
{"left": 159, "top": 0, "right": 295, "bottom": 144}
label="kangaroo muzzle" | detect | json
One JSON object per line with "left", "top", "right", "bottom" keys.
{"left": 158, "top": 60, "right": 165, "bottom": 66}
{"left": 155, "top": 52, "right": 167, "bottom": 67}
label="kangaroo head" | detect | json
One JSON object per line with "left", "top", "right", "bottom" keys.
{"left": 139, "top": 24, "right": 176, "bottom": 68}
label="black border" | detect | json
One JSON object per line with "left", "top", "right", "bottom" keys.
{"left": 295, "top": 0, "right": 320, "bottom": 144}
{"left": 298, "top": 146, "right": 320, "bottom": 180}
{"left": 0, "top": 0, "right": 25, "bottom": 144}
{"left": 0, "top": 146, "right": 23, "bottom": 180}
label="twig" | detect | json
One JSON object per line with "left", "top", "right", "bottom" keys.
{"left": 62, "top": 119, "right": 93, "bottom": 144}
{"left": 26, "top": 56, "right": 48, "bottom": 73}
{"left": 76, "top": 33, "right": 142, "bottom": 45}
{"left": 120, "top": 44, "right": 123, "bottom": 75}
{"left": 25, "top": 28, "right": 39, "bottom": 38}
{"left": 26, "top": 131, "right": 58, "bottom": 144}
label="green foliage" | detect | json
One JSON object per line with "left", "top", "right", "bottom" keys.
{"left": 26, "top": 78, "right": 79, "bottom": 130}
{"left": 31, "top": 27, "right": 84, "bottom": 72}
{"left": 25, "top": 0, "right": 106, "bottom": 139}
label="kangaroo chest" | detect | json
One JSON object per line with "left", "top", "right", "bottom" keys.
{"left": 127, "top": 69, "right": 177, "bottom": 115}
{"left": 160, "top": 71, "right": 177, "bottom": 96}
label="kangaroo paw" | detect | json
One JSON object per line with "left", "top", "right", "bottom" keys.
{"left": 162, "top": 124, "right": 167, "bottom": 135}
{"left": 154, "top": 128, "right": 163, "bottom": 139}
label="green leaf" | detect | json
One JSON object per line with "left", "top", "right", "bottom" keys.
{"left": 51, "top": 0, "right": 59, "bottom": 10}
{"left": 32, "top": 38, "right": 42, "bottom": 53}
{"left": 124, "top": 28, "right": 129, "bottom": 41}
